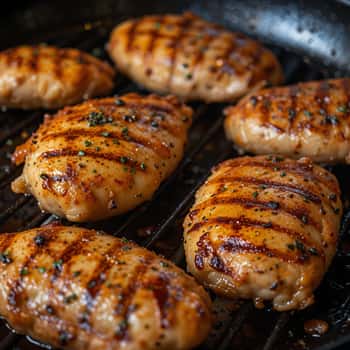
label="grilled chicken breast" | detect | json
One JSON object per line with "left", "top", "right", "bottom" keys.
{"left": 11, "top": 93, "right": 192, "bottom": 222}
{"left": 107, "top": 12, "right": 283, "bottom": 102}
{"left": 184, "top": 155, "right": 342, "bottom": 311}
{"left": 0, "top": 225, "right": 212, "bottom": 350}
{"left": 0, "top": 45, "right": 115, "bottom": 109}
{"left": 225, "top": 78, "right": 350, "bottom": 163}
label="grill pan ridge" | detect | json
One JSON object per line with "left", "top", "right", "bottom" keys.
{"left": 0, "top": 3, "right": 349, "bottom": 350}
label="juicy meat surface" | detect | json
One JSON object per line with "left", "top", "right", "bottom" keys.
{"left": 0, "top": 225, "right": 212, "bottom": 350}
{"left": 225, "top": 78, "right": 350, "bottom": 164}
{"left": 11, "top": 93, "right": 192, "bottom": 222}
{"left": 183, "top": 155, "right": 342, "bottom": 311}
{"left": 107, "top": 12, "right": 283, "bottom": 102}
{"left": 0, "top": 45, "right": 115, "bottom": 109}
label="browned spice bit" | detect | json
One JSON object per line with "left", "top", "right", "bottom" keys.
{"left": 304, "top": 319, "right": 329, "bottom": 336}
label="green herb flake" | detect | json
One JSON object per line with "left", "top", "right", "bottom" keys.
{"left": 73, "top": 271, "right": 81, "bottom": 277}
{"left": 77, "top": 150, "right": 85, "bottom": 156}
{"left": 87, "top": 111, "right": 112, "bottom": 127}
{"left": 115, "top": 99, "right": 125, "bottom": 106}
{"left": 140, "top": 162, "right": 146, "bottom": 170}
{"left": 38, "top": 267, "right": 46, "bottom": 274}
{"left": 303, "top": 110, "right": 312, "bottom": 118}
{"left": 84, "top": 140, "right": 92, "bottom": 147}
{"left": 252, "top": 191, "right": 259, "bottom": 198}
{"left": 100, "top": 131, "right": 110, "bottom": 137}
{"left": 337, "top": 105, "right": 348, "bottom": 113}
{"left": 20, "top": 267, "right": 29, "bottom": 276}
{"left": 64, "top": 293, "right": 78, "bottom": 304}
{"left": 120, "top": 156, "right": 128, "bottom": 164}
{"left": 53, "top": 259, "right": 63, "bottom": 270}
{"left": 160, "top": 261, "right": 169, "bottom": 268}
{"left": 280, "top": 171, "right": 286, "bottom": 177}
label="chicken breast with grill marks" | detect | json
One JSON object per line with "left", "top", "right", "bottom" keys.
{"left": 0, "top": 45, "right": 115, "bottom": 109}
{"left": 0, "top": 225, "right": 212, "bottom": 350}
{"left": 107, "top": 12, "right": 283, "bottom": 103}
{"left": 11, "top": 93, "right": 192, "bottom": 222}
{"left": 184, "top": 155, "right": 342, "bottom": 311}
{"left": 225, "top": 78, "right": 350, "bottom": 163}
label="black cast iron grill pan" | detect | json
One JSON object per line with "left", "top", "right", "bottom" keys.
{"left": 0, "top": 6, "right": 349, "bottom": 350}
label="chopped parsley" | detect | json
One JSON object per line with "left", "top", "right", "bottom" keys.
{"left": 120, "top": 156, "right": 128, "bottom": 164}
{"left": 84, "top": 140, "right": 92, "bottom": 147}
{"left": 115, "top": 99, "right": 125, "bottom": 106}
{"left": 53, "top": 259, "right": 63, "bottom": 271}
{"left": 77, "top": 150, "right": 85, "bottom": 156}
{"left": 87, "top": 111, "right": 112, "bottom": 127}
{"left": 20, "top": 267, "right": 29, "bottom": 276}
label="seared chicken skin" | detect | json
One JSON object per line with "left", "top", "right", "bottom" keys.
{"left": 0, "top": 45, "right": 115, "bottom": 109}
{"left": 107, "top": 12, "right": 283, "bottom": 102}
{"left": 0, "top": 225, "right": 212, "bottom": 350}
{"left": 11, "top": 93, "right": 192, "bottom": 222}
{"left": 225, "top": 78, "right": 350, "bottom": 163}
{"left": 184, "top": 156, "right": 342, "bottom": 311}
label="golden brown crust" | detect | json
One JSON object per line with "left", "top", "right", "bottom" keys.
{"left": 224, "top": 78, "right": 350, "bottom": 163}
{"left": 184, "top": 155, "right": 342, "bottom": 311}
{"left": 107, "top": 12, "right": 283, "bottom": 102}
{"left": 11, "top": 93, "right": 192, "bottom": 222}
{"left": 0, "top": 225, "right": 212, "bottom": 350}
{"left": 0, "top": 45, "right": 115, "bottom": 109}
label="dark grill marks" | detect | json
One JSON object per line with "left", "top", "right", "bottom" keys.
{"left": 40, "top": 128, "right": 171, "bottom": 158}
{"left": 81, "top": 240, "right": 124, "bottom": 328}
{"left": 192, "top": 196, "right": 320, "bottom": 230}
{"left": 39, "top": 148, "right": 144, "bottom": 171}
{"left": 144, "top": 16, "right": 164, "bottom": 60}
{"left": 218, "top": 159, "right": 335, "bottom": 192}
{"left": 114, "top": 256, "right": 154, "bottom": 341}
{"left": 125, "top": 19, "right": 140, "bottom": 52}
{"left": 210, "top": 175, "right": 321, "bottom": 204}
{"left": 50, "top": 230, "right": 94, "bottom": 283}
{"left": 215, "top": 38, "right": 238, "bottom": 82}
{"left": 7, "top": 229, "right": 54, "bottom": 311}
{"left": 167, "top": 15, "right": 194, "bottom": 89}
{"left": 148, "top": 272, "right": 174, "bottom": 329}
{"left": 220, "top": 236, "right": 308, "bottom": 264}
{"left": 188, "top": 216, "right": 324, "bottom": 257}
{"left": 287, "top": 85, "right": 299, "bottom": 129}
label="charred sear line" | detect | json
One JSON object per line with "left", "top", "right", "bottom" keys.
{"left": 114, "top": 256, "right": 155, "bottom": 341}
{"left": 192, "top": 196, "right": 320, "bottom": 230}
{"left": 144, "top": 16, "right": 164, "bottom": 59}
{"left": 189, "top": 216, "right": 324, "bottom": 258}
{"left": 40, "top": 128, "right": 171, "bottom": 158}
{"left": 7, "top": 230, "right": 55, "bottom": 311}
{"left": 210, "top": 175, "right": 321, "bottom": 203}
{"left": 126, "top": 19, "right": 140, "bottom": 52}
{"left": 218, "top": 160, "right": 335, "bottom": 192}
{"left": 220, "top": 235, "right": 309, "bottom": 264}
{"left": 81, "top": 240, "right": 124, "bottom": 326}
{"left": 39, "top": 148, "right": 143, "bottom": 170}
{"left": 167, "top": 15, "right": 194, "bottom": 89}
